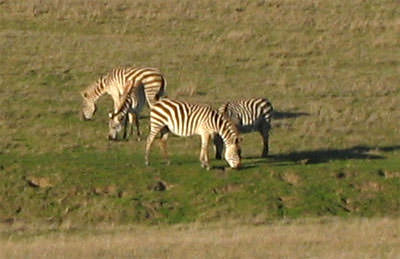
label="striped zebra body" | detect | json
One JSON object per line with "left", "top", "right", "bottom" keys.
{"left": 145, "top": 99, "right": 241, "bottom": 169}
{"left": 80, "top": 66, "right": 167, "bottom": 139}
{"left": 117, "top": 67, "right": 167, "bottom": 109}
{"left": 215, "top": 98, "right": 273, "bottom": 159}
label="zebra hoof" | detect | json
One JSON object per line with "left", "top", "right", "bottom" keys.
{"left": 201, "top": 164, "right": 210, "bottom": 170}
{"left": 136, "top": 137, "right": 142, "bottom": 142}
{"left": 261, "top": 149, "right": 269, "bottom": 158}
{"left": 108, "top": 136, "right": 118, "bottom": 141}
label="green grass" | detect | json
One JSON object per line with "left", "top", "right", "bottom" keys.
{"left": 1, "top": 145, "right": 399, "bottom": 225}
{"left": 0, "top": 0, "right": 400, "bottom": 226}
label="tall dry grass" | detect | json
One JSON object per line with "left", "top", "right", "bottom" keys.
{"left": 1, "top": 218, "right": 399, "bottom": 258}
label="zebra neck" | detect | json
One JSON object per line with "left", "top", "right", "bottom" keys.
{"left": 114, "top": 84, "right": 144, "bottom": 116}
{"left": 83, "top": 80, "right": 106, "bottom": 104}
{"left": 115, "top": 98, "right": 132, "bottom": 117}
{"left": 216, "top": 116, "right": 236, "bottom": 146}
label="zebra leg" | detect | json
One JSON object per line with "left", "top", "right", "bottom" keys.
{"left": 159, "top": 128, "right": 170, "bottom": 165}
{"left": 258, "top": 120, "right": 270, "bottom": 158}
{"left": 126, "top": 113, "right": 133, "bottom": 140}
{"left": 145, "top": 125, "right": 163, "bottom": 166}
{"left": 213, "top": 134, "right": 224, "bottom": 160}
{"left": 122, "top": 114, "right": 129, "bottom": 140}
{"left": 200, "top": 133, "right": 211, "bottom": 170}
{"left": 132, "top": 113, "right": 141, "bottom": 141}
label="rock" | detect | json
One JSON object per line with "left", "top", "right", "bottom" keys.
{"left": 26, "top": 176, "right": 53, "bottom": 188}
{"left": 152, "top": 181, "right": 168, "bottom": 191}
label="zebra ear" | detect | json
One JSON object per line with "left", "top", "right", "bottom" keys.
{"left": 81, "top": 91, "right": 88, "bottom": 98}
{"left": 220, "top": 103, "right": 229, "bottom": 114}
{"left": 117, "top": 114, "right": 124, "bottom": 122}
{"left": 108, "top": 112, "right": 113, "bottom": 119}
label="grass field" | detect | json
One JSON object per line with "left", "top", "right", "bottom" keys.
{"left": 0, "top": 0, "right": 400, "bottom": 255}
{"left": 1, "top": 218, "right": 400, "bottom": 258}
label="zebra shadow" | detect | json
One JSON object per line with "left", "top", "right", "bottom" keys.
{"left": 272, "top": 110, "right": 310, "bottom": 120}
{"left": 245, "top": 145, "right": 400, "bottom": 166}
{"left": 211, "top": 164, "right": 257, "bottom": 171}
{"left": 268, "top": 145, "right": 399, "bottom": 165}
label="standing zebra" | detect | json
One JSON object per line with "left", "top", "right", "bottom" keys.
{"left": 214, "top": 97, "right": 273, "bottom": 159}
{"left": 145, "top": 98, "right": 242, "bottom": 169}
{"left": 108, "top": 81, "right": 146, "bottom": 141}
{"left": 80, "top": 66, "right": 167, "bottom": 138}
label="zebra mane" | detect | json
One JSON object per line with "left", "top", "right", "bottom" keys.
{"left": 218, "top": 102, "right": 230, "bottom": 116}
{"left": 117, "top": 79, "right": 141, "bottom": 113}
{"left": 225, "top": 116, "right": 240, "bottom": 136}
{"left": 81, "top": 76, "right": 105, "bottom": 100}
{"left": 111, "top": 81, "right": 136, "bottom": 118}
{"left": 217, "top": 112, "right": 240, "bottom": 144}
{"left": 219, "top": 102, "right": 242, "bottom": 126}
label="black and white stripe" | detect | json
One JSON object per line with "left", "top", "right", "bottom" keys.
{"left": 214, "top": 97, "right": 273, "bottom": 159}
{"left": 145, "top": 99, "right": 241, "bottom": 169}
{"left": 117, "top": 67, "right": 167, "bottom": 109}
{"left": 80, "top": 66, "right": 167, "bottom": 138}
{"left": 108, "top": 81, "right": 146, "bottom": 141}
{"left": 81, "top": 66, "right": 167, "bottom": 119}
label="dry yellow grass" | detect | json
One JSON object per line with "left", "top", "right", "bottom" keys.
{"left": 1, "top": 218, "right": 399, "bottom": 258}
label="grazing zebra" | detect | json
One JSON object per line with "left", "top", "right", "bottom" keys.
{"left": 214, "top": 98, "right": 273, "bottom": 159}
{"left": 80, "top": 66, "right": 167, "bottom": 136}
{"left": 145, "top": 98, "right": 242, "bottom": 169}
{"left": 108, "top": 81, "right": 146, "bottom": 141}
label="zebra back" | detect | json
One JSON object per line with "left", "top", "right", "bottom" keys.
{"left": 219, "top": 98, "right": 273, "bottom": 128}
{"left": 82, "top": 66, "right": 166, "bottom": 110}
{"left": 150, "top": 99, "right": 240, "bottom": 144}
{"left": 117, "top": 67, "right": 166, "bottom": 111}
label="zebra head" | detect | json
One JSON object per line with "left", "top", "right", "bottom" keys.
{"left": 81, "top": 91, "right": 97, "bottom": 120}
{"left": 108, "top": 112, "right": 125, "bottom": 140}
{"left": 215, "top": 113, "right": 242, "bottom": 169}
{"left": 224, "top": 136, "right": 242, "bottom": 169}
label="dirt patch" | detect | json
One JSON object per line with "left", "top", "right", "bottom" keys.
{"left": 212, "top": 184, "right": 242, "bottom": 194}
{"left": 281, "top": 172, "right": 301, "bottom": 186}
{"left": 359, "top": 181, "right": 382, "bottom": 192}
{"left": 92, "top": 185, "right": 119, "bottom": 196}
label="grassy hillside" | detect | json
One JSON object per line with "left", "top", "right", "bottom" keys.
{"left": 0, "top": 0, "right": 399, "bottom": 226}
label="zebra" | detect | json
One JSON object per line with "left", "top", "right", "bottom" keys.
{"left": 214, "top": 98, "right": 273, "bottom": 159}
{"left": 145, "top": 98, "right": 242, "bottom": 169}
{"left": 108, "top": 81, "right": 146, "bottom": 141}
{"left": 80, "top": 66, "right": 167, "bottom": 138}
